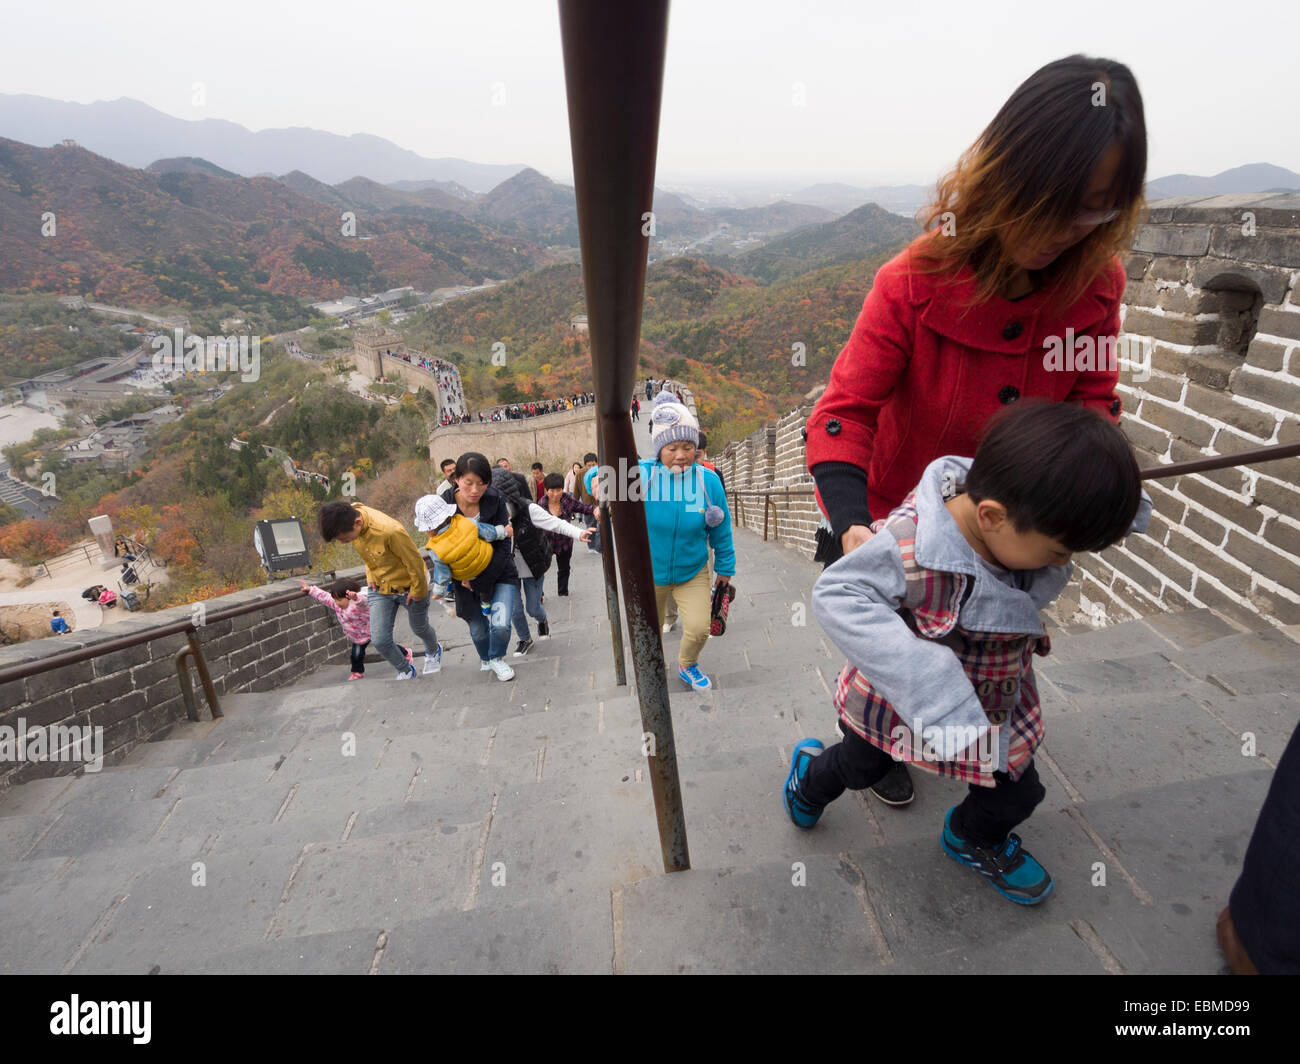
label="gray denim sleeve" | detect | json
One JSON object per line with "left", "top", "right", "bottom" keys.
{"left": 811, "top": 528, "right": 988, "bottom": 740}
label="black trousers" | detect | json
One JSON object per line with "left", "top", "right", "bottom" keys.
{"left": 555, "top": 549, "right": 572, "bottom": 595}
{"left": 801, "top": 724, "right": 1046, "bottom": 846}
{"left": 349, "top": 640, "right": 408, "bottom": 674}
{"left": 1230, "top": 721, "right": 1300, "bottom": 973}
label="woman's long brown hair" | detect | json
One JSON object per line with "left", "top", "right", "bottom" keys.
{"left": 912, "top": 55, "right": 1148, "bottom": 316}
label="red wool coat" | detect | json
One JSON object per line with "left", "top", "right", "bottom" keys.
{"left": 807, "top": 239, "right": 1128, "bottom": 522}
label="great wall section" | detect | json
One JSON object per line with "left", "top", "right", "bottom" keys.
{"left": 1, "top": 195, "right": 1296, "bottom": 788}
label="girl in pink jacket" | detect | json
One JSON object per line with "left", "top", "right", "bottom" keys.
{"left": 300, "top": 577, "right": 411, "bottom": 680}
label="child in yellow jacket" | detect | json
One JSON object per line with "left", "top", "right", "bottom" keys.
{"left": 414, "top": 494, "right": 509, "bottom": 603}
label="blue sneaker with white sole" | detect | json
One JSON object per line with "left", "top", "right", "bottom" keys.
{"left": 783, "top": 738, "right": 825, "bottom": 829}
{"left": 678, "top": 664, "right": 712, "bottom": 691}
{"left": 940, "top": 806, "right": 1053, "bottom": 905}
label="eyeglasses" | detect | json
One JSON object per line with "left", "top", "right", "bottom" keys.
{"left": 1073, "top": 207, "right": 1122, "bottom": 228}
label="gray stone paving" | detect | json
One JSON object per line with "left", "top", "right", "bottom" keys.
{"left": 1, "top": 532, "right": 1297, "bottom": 974}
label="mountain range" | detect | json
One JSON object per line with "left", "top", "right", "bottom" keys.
{"left": 0, "top": 94, "right": 526, "bottom": 190}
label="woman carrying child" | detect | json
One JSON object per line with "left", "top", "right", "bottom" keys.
{"left": 441, "top": 452, "right": 521, "bottom": 682}
{"left": 805, "top": 54, "right": 1149, "bottom": 807}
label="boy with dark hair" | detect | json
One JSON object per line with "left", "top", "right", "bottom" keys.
{"left": 784, "top": 402, "right": 1148, "bottom": 905}
{"left": 530, "top": 461, "right": 546, "bottom": 502}
{"left": 579, "top": 452, "right": 601, "bottom": 553}
{"left": 317, "top": 500, "right": 442, "bottom": 679}
{"left": 437, "top": 458, "right": 456, "bottom": 494}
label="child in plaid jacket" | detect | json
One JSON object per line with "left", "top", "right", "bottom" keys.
{"left": 784, "top": 402, "right": 1149, "bottom": 905}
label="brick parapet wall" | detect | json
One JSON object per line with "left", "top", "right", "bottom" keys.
{"left": 0, "top": 568, "right": 368, "bottom": 791}
{"left": 716, "top": 195, "right": 1300, "bottom": 630}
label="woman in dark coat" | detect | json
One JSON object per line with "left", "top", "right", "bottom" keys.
{"left": 806, "top": 55, "right": 1149, "bottom": 806}
{"left": 441, "top": 452, "right": 520, "bottom": 681}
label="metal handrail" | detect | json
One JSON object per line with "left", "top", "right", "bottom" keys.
{"left": 0, "top": 584, "right": 333, "bottom": 722}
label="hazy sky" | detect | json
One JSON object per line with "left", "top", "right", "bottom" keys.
{"left": 3, "top": 0, "right": 1296, "bottom": 189}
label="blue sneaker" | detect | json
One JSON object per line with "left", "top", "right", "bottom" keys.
{"left": 678, "top": 664, "right": 712, "bottom": 691}
{"left": 783, "top": 739, "right": 825, "bottom": 829}
{"left": 940, "top": 807, "right": 1053, "bottom": 905}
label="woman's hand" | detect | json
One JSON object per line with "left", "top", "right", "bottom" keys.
{"left": 840, "top": 524, "right": 876, "bottom": 555}
{"left": 715, "top": 575, "right": 731, "bottom": 587}
{"left": 592, "top": 506, "right": 602, "bottom": 521}
{"left": 577, "top": 527, "right": 595, "bottom": 542}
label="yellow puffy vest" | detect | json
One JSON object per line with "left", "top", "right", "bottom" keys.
{"left": 425, "top": 514, "right": 492, "bottom": 580}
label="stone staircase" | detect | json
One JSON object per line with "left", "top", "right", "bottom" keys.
{"left": 1, "top": 535, "right": 1295, "bottom": 974}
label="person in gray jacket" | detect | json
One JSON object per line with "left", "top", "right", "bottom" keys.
{"left": 784, "top": 402, "right": 1148, "bottom": 906}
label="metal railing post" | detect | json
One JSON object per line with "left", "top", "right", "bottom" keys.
{"left": 560, "top": 0, "right": 688, "bottom": 872}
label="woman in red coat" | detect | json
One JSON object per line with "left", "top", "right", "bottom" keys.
{"left": 807, "top": 54, "right": 1148, "bottom": 806}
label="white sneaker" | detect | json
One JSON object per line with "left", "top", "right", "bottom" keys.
{"left": 480, "top": 660, "right": 491, "bottom": 671}
{"left": 423, "top": 644, "right": 442, "bottom": 674}
{"left": 487, "top": 658, "right": 515, "bottom": 682}
{"left": 396, "top": 665, "right": 418, "bottom": 681}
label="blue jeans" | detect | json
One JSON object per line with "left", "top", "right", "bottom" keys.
{"left": 368, "top": 589, "right": 439, "bottom": 673}
{"left": 511, "top": 575, "right": 548, "bottom": 639}
{"left": 463, "top": 580, "right": 519, "bottom": 662}
{"left": 585, "top": 513, "right": 601, "bottom": 553}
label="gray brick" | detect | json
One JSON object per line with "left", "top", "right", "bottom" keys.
{"left": 90, "top": 690, "right": 148, "bottom": 729}
{"left": 24, "top": 661, "right": 94, "bottom": 703}
{"left": 1148, "top": 256, "right": 1190, "bottom": 283}
{"left": 1134, "top": 225, "right": 1210, "bottom": 257}
{"left": 70, "top": 672, "right": 134, "bottom": 713}
{"left": 1125, "top": 532, "right": 1196, "bottom": 591}
{"left": 1139, "top": 400, "right": 1215, "bottom": 447}
{"left": 1127, "top": 372, "right": 1184, "bottom": 402}
{"left": 129, "top": 657, "right": 176, "bottom": 689}
{"left": 1184, "top": 506, "right": 1229, "bottom": 546}
{"left": 1257, "top": 307, "right": 1300, "bottom": 343}
{"left": 1193, "top": 579, "right": 1262, "bottom": 628}
{"left": 2, "top": 692, "right": 75, "bottom": 731}
{"left": 1150, "top": 344, "right": 1237, "bottom": 390}
{"left": 1262, "top": 517, "right": 1300, "bottom": 560}
{"left": 1255, "top": 465, "right": 1300, "bottom": 516}
{"left": 1230, "top": 367, "right": 1300, "bottom": 412}
{"left": 1144, "top": 482, "right": 1187, "bottom": 527}
{"left": 1249, "top": 586, "right": 1300, "bottom": 625}
{"left": 1167, "top": 526, "right": 1250, "bottom": 587}
{"left": 90, "top": 645, "right": 151, "bottom": 678}
{"left": 1122, "top": 308, "right": 1222, "bottom": 347}
{"left": 1208, "top": 229, "right": 1300, "bottom": 270}
{"left": 1118, "top": 415, "right": 1169, "bottom": 457}
{"left": 1225, "top": 531, "right": 1300, "bottom": 593}
{"left": 1244, "top": 337, "right": 1288, "bottom": 372}
{"left": 1099, "top": 546, "right": 1161, "bottom": 595}
{"left": 1185, "top": 383, "right": 1279, "bottom": 440}
{"left": 1176, "top": 475, "right": 1263, "bottom": 536}
{"left": 1124, "top": 252, "right": 1151, "bottom": 280}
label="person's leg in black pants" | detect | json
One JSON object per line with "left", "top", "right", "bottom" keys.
{"left": 350, "top": 641, "right": 368, "bottom": 675}
{"left": 801, "top": 725, "right": 898, "bottom": 807}
{"left": 1226, "top": 721, "right": 1300, "bottom": 974}
{"left": 949, "top": 761, "right": 1046, "bottom": 845}
{"left": 556, "top": 548, "right": 572, "bottom": 596}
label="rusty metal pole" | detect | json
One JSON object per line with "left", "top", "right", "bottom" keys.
{"left": 559, "top": 0, "right": 689, "bottom": 871}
